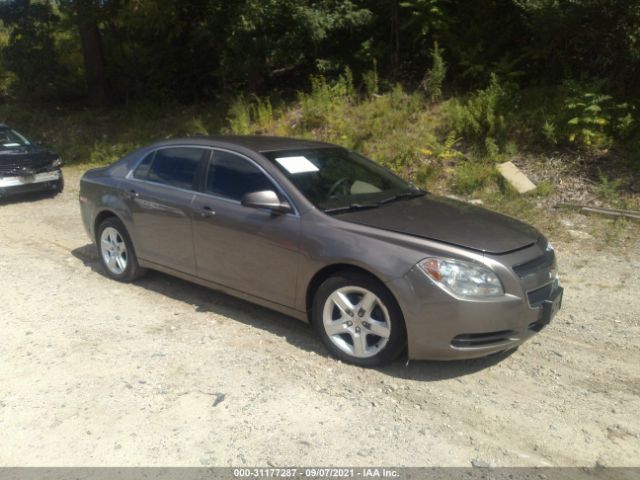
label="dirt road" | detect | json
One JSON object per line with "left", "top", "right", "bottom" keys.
{"left": 1, "top": 167, "right": 639, "bottom": 466}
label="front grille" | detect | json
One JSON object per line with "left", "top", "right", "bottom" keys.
{"left": 513, "top": 242, "right": 559, "bottom": 309}
{"left": 451, "top": 330, "right": 517, "bottom": 348}
{"left": 0, "top": 157, "right": 53, "bottom": 176}
{"left": 513, "top": 248, "right": 555, "bottom": 277}
{"left": 527, "top": 283, "right": 555, "bottom": 307}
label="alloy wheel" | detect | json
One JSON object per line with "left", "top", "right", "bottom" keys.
{"left": 100, "top": 226, "right": 128, "bottom": 275}
{"left": 322, "top": 286, "right": 391, "bottom": 358}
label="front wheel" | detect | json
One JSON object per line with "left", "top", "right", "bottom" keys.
{"left": 97, "top": 217, "right": 146, "bottom": 282}
{"left": 51, "top": 174, "right": 64, "bottom": 195}
{"left": 312, "top": 272, "right": 407, "bottom": 367}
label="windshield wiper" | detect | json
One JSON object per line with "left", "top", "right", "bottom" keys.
{"left": 323, "top": 203, "right": 381, "bottom": 214}
{"left": 323, "top": 190, "right": 425, "bottom": 213}
{"left": 378, "top": 189, "right": 426, "bottom": 205}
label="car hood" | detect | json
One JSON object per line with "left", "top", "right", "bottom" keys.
{"left": 334, "top": 194, "right": 540, "bottom": 254}
{"left": 0, "top": 145, "right": 58, "bottom": 171}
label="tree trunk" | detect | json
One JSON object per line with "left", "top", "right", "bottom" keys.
{"left": 75, "top": 1, "right": 109, "bottom": 106}
{"left": 390, "top": 0, "right": 400, "bottom": 80}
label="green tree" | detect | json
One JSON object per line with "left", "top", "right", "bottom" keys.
{"left": 515, "top": 0, "right": 640, "bottom": 94}
{"left": 0, "top": 0, "right": 62, "bottom": 99}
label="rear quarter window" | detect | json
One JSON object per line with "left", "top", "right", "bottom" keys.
{"left": 142, "top": 147, "right": 208, "bottom": 190}
{"left": 133, "top": 151, "right": 155, "bottom": 179}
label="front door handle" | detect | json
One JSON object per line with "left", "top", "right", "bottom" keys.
{"left": 200, "top": 206, "right": 216, "bottom": 217}
{"left": 127, "top": 189, "right": 139, "bottom": 200}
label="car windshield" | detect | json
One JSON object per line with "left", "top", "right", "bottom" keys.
{"left": 0, "top": 128, "right": 31, "bottom": 149}
{"left": 263, "top": 147, "right": 423, "bottom": 212}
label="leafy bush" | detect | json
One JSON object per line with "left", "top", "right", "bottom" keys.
{"left": 447, "top": 74, "right": 508, "bottom": 155}
{"left": 89, "top": 141, "right": 136, "bottom": 166}
{"left": 530, "top": 82, "right": 638, "bottom": 150}
{"left": 362, "top": 61, "right": 379, "bottom": 98}
{"left": 225, "top": 95, "right": 275, "bottom": 134}
{"left": 183, "top": 117, "right": 209, "bottom": 136}
{"left": 541, "top": 120, "right": 557, "bottom": 145}
{"left": 226, "top": 96, "right": 252, "bottom": 135}
{"left": 299, "top": 69, "right": 355, "bottom": 130}
{"left": 564, "top": 92, "right": 612, "bottom": 147}
{"left": 421, "top": 41, "right": 447, "bottom": 102}
{"left": 251, "top": 97, "right": 274, "bottom": 133}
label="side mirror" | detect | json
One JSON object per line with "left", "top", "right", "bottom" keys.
{"left": 241, "top": 190, "right": 292, "bottom": 214}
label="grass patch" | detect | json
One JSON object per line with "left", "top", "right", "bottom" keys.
{"left": 450, "top": 162, "right": 498, "bottom": 195}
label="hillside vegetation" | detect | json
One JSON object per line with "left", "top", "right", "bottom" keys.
{"left": 2, "top": 69, "right": 639, "bottom": 247}
{"left": 1, "top": 1, "right": 639, "bottom": 243}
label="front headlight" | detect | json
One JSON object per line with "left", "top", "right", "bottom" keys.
{"left": 51, "top": 157, "right": 62, "bottom": 168}
{"left": 417, "top": 257, "right": 504, "bottom": 298}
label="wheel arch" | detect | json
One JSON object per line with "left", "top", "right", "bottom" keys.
{"left": 93, "top": 209, "right": 121, "bottom": 238}
{"left": 305, "top": 263, "right": 395, "bottom": 320}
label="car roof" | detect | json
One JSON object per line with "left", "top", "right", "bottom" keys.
{"left": 149, "top": 135, "right": 339, "bottom": 154}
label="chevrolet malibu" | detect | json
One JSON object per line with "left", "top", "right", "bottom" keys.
{"left": 79, "top": 136, "right": 563, "bottom": 366}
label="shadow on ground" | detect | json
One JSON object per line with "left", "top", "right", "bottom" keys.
{"left": 0, "top": 189, "right": 58, "bottom": 205}
{"left": 71, "top": 243, "right": 511, "bottom": 381}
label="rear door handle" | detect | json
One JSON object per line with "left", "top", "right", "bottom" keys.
{"left": 200, "top": 206, "right": 216, "bottom": 217}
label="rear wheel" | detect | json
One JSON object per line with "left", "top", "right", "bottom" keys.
{"left": 97, "top": 217, "right": 146, "bottom": 282}
{"left": 312, "top": 272, "right": 406, "bottom": 367}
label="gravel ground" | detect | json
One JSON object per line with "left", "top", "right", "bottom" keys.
{"left": 1, "top": 167, "right": 639, "bottom": 467}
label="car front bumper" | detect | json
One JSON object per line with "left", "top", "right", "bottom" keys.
{"left": 0, "top": 169, "right": 62, "bottom": 196}
{"left": 387, "top": 261, "right": 563, "bottom": 361}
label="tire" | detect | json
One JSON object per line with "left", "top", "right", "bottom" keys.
{"left": 311, "top": 271, "right": 406, "bottom": 367}
{"left": 52, "top": 174, "right": 64, "bottom": 195}
{"left": 96, "top": 216, "right": 146, "bottom": 282}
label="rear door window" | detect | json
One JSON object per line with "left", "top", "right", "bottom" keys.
{"left": 145, "top": 147, "right": 208, "bottom": 190}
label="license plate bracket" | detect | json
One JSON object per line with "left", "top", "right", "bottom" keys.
{"left": 19, "top": 175, "right": 35, "bottom": 184}
{"left": 541, "top": 286, "right": 563, "bottom": 325}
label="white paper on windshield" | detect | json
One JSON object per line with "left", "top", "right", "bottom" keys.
{"left": 2, "top": 143, "right": 20, "bottom": 147}
{"left": 275, "top": 156, "right": 319, "bottom": 174}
